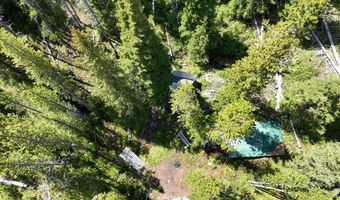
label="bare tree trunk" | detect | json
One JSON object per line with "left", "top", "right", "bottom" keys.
{"left": 274, "top": 70, "right": 283, "bottom": 111}
{"left": 173, "top": 0, "right": 179, "bottom": 24}
{"left": 322, "top": 19, "right": 340, "bottom": 68}
{"left": 0, "top": 177, "right": 28, "bottom": 188}
{"left": 63, "top": 0, "right": 81, "bottom": 27}
{"left": 252, "top": 184, "right": 286, "bottom": 193}
{"left": 42, "top": 39, "right": 57, "bottom": 61}
{"left": 82, "top": 0, "right": 101, "bottom": 26}
{"left": 254, "top": 18, "right": 263, "bottom": 41}
{"left": 0, "top": 17, "right": 18, "bottom": 36}
{"left": 165, "top": 26, "right": 174, "bottom": 58}
{"left": 66, "top": 0, "right": 82, "bottom": 24}
{"left": 311, "top": 31, "right": 340, "bottom": 76}
{"left": 152, "top": 0, "right": 155, "bottom": 17}
{"left": 289, "top": 116, "right": 302, "bottom": 151}
{"left": 82, "top": 0, "right": 119, "bottom": 57}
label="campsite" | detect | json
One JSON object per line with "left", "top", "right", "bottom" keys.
{"left": 0, "top": 0, "right": 339, "bottom": 199}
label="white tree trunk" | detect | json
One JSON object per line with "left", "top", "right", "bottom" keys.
{"left": 289, "top": 117, "right": 302, "bottom": 150}
{"left": 274, "top": 71, "right": 283, "bottom": 111}
{"left": 322, "top": 19, "right": 340, "bottom": 68}
{"left": 254, "top": 18, "right": 263, "bottom": 41}
{"left": 0, "top": 177, "right": 28, "bottom": 188}
{"left": 311, "top": 31, "right": 340, "bottom": 76}
{"left": 165, "top": 27, "right": 174, "bottom": 57}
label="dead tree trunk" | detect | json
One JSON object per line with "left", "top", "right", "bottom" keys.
{"left": 165, "top": 26, "right": 174, "bottom": 58}
{"left": 311, "top": 31, "right": 340, "bottom": 76}
{"left": 63, "top": 0, "right": 81, "bottom": 27}
{"left": 0, "top": 17, "right": 18, "bottom": 36}
{"left": 254, "top": 18, "right": 264, "bottom": 41}
{"left": 0, "top": 177, "right": 28, "bottom": 188}
{"left": 274, "top": 70, "right": 283, "bottom": 111}
{"left": 289, "top": 116, "right": 302, "bottom": 151}
{"left": 322, "top": 19, "right": 340, "bottom": 68}
{"left": 82, "top": 0, "right": 119, "bottom": 58}
{"left": 152, "top": 0, "right": 155, "bottom": 17}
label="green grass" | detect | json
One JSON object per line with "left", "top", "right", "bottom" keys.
{"left": 141, "top": 146, "right": 174, "bottom": 166}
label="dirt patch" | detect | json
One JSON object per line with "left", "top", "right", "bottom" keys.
{"left": 150, "top": 159, "right": 189, "bottom": 200}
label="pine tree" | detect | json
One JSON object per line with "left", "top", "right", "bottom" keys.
{"left": 19, "top": 0, "right": 70, "bottom": 44}
{"left": 0, "top": 28, "right": 82, "bottom": 100}
{"left": 179, "top": 0, "right": 216, "bottom": 67}
{"left": 72, "top": 29, "right": 145, "bottom": 127}
{"left": 170, "top": 84, "right": 208, "bottom": 147}
{"left": 116, "top": 0, "right": 172, "bottom": 106}
{"left": 215, "top": 0, "right": 329, "bottom": 108}
{"left": 187, "top": 21, "right": 209, "bottom": 67}
{"left": 225, "top": 0, "right": 276, "bottom": 20}
{"left": 210, "top": 99, "right": 255, "bottom": 150}
{"left": 282, "top": 76, "right": 340, "bottom": 137}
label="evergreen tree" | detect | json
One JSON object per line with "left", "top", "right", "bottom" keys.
{"left": 282, "top": 76, "right": 340, "bottom": 137}
{"left": 18, "top": 0, "right": 70, "bottom": 44}
{"left": 215, "top": 0, "right": 329, "bottom": 108}
{"left": 179, "top": 0, "right": 216, "bottom": 67}
{"left": 210, "top": 99, "right": 255, "bottom": 150}
{"left": 116, "top": 0, "right": 172, "bottom": 107}
{"left": 187, "top": 21, "right": 209, "bottom": 67}
{"left": 72, "top": 29, "right": 146, "bottom": 127}
{"left": 170, "top": 84, "right": 208, "bottom": 147}
{"left": 0, "top": 28, "right": 81, "bottom": 100}
{"left": 224, "top": 0, "right": 277, "bottom": 20}
{"left": 86, "top": 0, "right": 119, "bottom": 42}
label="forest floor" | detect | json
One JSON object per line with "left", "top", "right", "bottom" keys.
{"left": 151, "top": 159, "right": 189, "bottom": 199}
{"left": 143, "top": 145, "right": 226, "bottom": 200}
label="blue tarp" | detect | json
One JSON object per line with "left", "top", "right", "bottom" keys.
{"left": 229, "top": 121, "right": 285, "bottom": 158}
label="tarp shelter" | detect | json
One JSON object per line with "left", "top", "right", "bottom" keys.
{"left": 228, "top": 121, "right": 285, "bottom": 158}
{"left": 170, "top": 70, "right": 197, "bottom": 90}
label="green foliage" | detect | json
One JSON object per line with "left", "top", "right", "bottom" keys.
{"left": 224, "top": 0, "right": 276, "bottom": 20}
{"left": 0, "top": 28, "right": 80, "bottom": 100}
{"left": 220, "top": 167, "right": 255, "bottom": 199}
{"left": 142, "top": 146, "right": 173, "bottom": 166}
{"left": 288, "top": 142, "right": 340, "bottom": 192}
{"left": 88, "top": 0, "right": 119, "bottom": 41}
{"left": 185, "top": 170, "right": 221, "bottom": 200}
{"left": 0, "top": 0, "right": 338, "bottom": 199}
{"left": 187, "top": 22, "right": 209, "bottom": 67}
{"left": 215, "top": 29, "right": 294, "bottom": 106}
{"left": 97, "top": 191, "right": 126, "bottom": 200}
{"left": 179, "top": 0, "right": 218, "bottom": 67}
{"left": 170, "top": 84, "right": 208, "bottom": 147}
{"left": 216, "top": 0, "right": 329, "bottom": 106}
{"left": 214, "top": 20, "right": 249, "bottom": 60}
{"left": 282, "top": 76, "right": 340, "bottom": 137}
{"left": 179, "top": 0, "right": 215, "bottom": 41}
{"left": 210, "top": 99, "right": 255, "bottom": 150}
{"left": 72, "top": 29, "right": 147, "bottom": 127}
{"left": 18, "top": 0, "right": 69, "bottom": 43}
{"left": 259, "top": 142, "right": 340, "bottom": 198}
{"left": 286, "top": 49, "right": 320, "bottom": 81}
{"left": 116, "top": 0, "right": 172, "bottom": 106}
{"left": 0, "top": 0, "right": 38, "bottom": 35}
{"left": 283, "top": 0, "right": 330, "bottom": 37}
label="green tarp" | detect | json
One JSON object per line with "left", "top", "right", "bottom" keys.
{"left": 229, "top": 121, "right": 285, "bottom": 158}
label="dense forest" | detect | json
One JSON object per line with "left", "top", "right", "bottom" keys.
{"left": 0, "top": 0, "right": 339, "bottom": 199}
